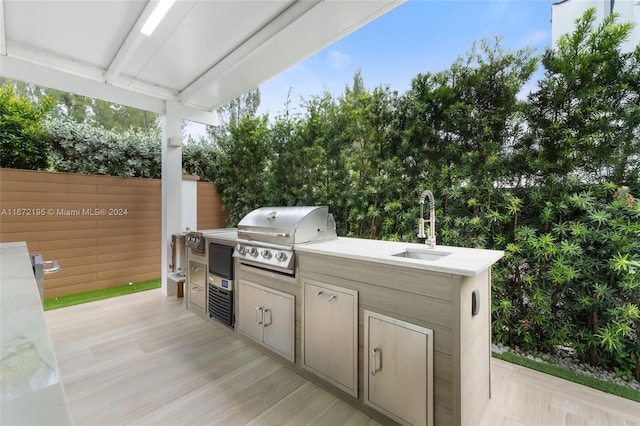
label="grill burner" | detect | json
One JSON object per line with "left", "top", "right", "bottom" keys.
{"left": 234, "top": 206, "right": 337, "bottom": 274}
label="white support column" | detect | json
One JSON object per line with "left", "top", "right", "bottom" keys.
{"left": 181, "top": 176, "right": 199, "bottom": 231}
{"left": 161, "top": 101, "right": 183, "bottom": 296}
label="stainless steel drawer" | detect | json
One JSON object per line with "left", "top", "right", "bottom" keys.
{"left": 189, "top": 261, "right": 207, "bottom": 310}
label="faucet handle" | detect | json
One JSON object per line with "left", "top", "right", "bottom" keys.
{"left": 418, "top": 218, "right": 426, "bottom": 239}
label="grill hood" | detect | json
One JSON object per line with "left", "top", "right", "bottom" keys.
{"left": 237, "top": 206, "right": 337, "bottom": 246}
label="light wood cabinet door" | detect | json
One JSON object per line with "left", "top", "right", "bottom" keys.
{"left": 238, "top": 280, "right": 265, "bottom": 343}
{"left": 364, "top": 310, "right": 433, "bottom": 426}
{"left": 262, "top": 289, "right": 294, "bottom": 361}
{"left": 238, "top": 280, "right": 295, "bottom": 362}
{"left": 303, "top": 280, "right": 358, "bottom": 396}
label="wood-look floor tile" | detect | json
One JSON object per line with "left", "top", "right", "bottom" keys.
{"left": 45, "top": 289, "right": 640, "bottom": 426}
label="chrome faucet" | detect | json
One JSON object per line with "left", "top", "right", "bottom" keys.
{"left": 418, "top": 190, "right": 436, "bottom": 249}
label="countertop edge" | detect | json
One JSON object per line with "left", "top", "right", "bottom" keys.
{"left": 0, "top": 242, "right": 73, "bottom": 425}
{"left": 294, "top": 238, "right": 504, "bottom": 277}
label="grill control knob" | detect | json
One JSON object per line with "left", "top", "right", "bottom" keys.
{"left": 261, "top": 249, "right": 272, "bottom": 259}
{"left": 249, "top": 247, "right": 258, "bottom": 257}
{"left": 237, "top": 244, "right": 246, "bottom": 254}
{"left": 276, "top": 252, "right": 288, "bottom": 262}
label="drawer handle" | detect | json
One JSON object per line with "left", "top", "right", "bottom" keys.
{"left": 255, "top": 307, "right": 263, "bottom": 325}
{"left": 192, "top": 267, "right": 203, "bottom": 273}
{"left": 316, "top": 291, "right": 336, "bottom": 301}
{"left": 370, "top": 348, "right": 382, "bottom": 376}
{"left": 263, "top": 309, "right": 272, "bottom": 326}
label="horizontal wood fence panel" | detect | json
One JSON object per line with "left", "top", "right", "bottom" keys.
{"left": 25, "top": 237, "right": 99, "bottom": 251}
{"left": 97, "top": 233, "right": 159, "bottom": 246}
{"left": 95, "top": 241, "right": 159, "bottom": 256}
{"left": 48, "top": 263, "right": 103, "bottom": 279}
{"left": 46, "top": 273, "right": 97, "bottom": 290}
{"left": 31, "top": 246, "right": 99, "bottom": 260}
{"left": 55, "top": 255, "right": 98, "bottom": 268}
{"left": 197, "top": 181, "right": 229, "bottom": 230}
{"left": 97, "top": 250, "right": 158, "bottom": 264}
{"left": 3, "top": 229, "right": 100, "bottom": 243}
{"left": 1, "top": 168, "right": 227, "bottom": 297}
{"left": 94, "top": 256, "right": 159, "bottom": 272}
{"left": 96, "top": 219, "right": 161, "bottom": 229}
{"left": 0, "top": 181, "right": 98, "bottom": 194}
{"left": 0, "top": 219, "right": 98, "bottom": 233}
{"left": 97, "top": 185, "right": 162, "bottom": 195}
{"left": 95, "top": 226, "right": 159, "bottom": 238}
{"left": 97, "top": 263, "right": 158, "bottom": 281}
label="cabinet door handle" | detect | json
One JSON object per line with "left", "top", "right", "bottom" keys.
{"left": 263, "top": 309, "right": 272, "bottom": 326}
{"left": 316, "top": 291, "right": 336, "bottom": 301}
{"left": 370, "top": 348, "right": 382, "bottom": 376}
{"left": 255, "top": 307, "right": 263, "bottom": 325}
{"left": 192, "top": 266, "right": 203, "bottom": 273}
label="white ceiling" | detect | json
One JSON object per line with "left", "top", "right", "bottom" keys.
{"left": 0, "top": 0, "right": 405, "bottom": 124}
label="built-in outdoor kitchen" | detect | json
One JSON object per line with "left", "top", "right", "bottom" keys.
{"left": 178, "top": 205, "right": 503, "bottom": 426}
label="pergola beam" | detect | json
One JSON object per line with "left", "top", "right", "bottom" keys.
{"left": 0, "top": 55, "right": 218, "bottom": 125}
{"left": 178, "top": 0, "right": 321, "bottom": 103}
{"left": 103, "top": 1, "right": 155, "bottom": 84}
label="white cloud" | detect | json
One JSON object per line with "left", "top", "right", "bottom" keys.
{"left": 326, "top": 50, "right": 351, "bottom": 70}
{"left": 521, "top": 29, "right": 549, "bottom": 47}
{"left": 482, "top": 0, "right": 509, "bottom": 22}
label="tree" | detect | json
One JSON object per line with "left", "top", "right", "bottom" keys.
{"left": 519, "top": 8, "right": 640, "bottom": 189}
{"left": 214, "top": 115, "right": 271, "bottom": 224}
{"left": 1, "top": 79, "right": 159, "bottom": 132}
{"left": 0, "top": 84, "right": 54, "bottom": 170}
{"left": 341, "top": 82, "right": 403, "bottom": 239}
{"left": 399, "top": 38, "right": 537, "bottom": 247}
{"left": 207, "top": 88, "right": 261, "bottom": 145}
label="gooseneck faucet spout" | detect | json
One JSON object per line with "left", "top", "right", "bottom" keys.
{"left": 418, "top": 190, "right": 436, "bottom": 249}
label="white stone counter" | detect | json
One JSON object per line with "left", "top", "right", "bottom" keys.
{"left": 295, "top": 237, "right": 504, "bottom": 277}
{"left": 201, "top": 228, "right": 238, "bottom": 245}
{"left": 0, "top": 242, "right": 72, "bottom": 425}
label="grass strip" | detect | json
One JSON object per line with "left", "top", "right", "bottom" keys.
{"left": 44, "top": 278, "right": 161, "bottom": 311}
{"left": 492, "top": 351, "right": 640, "bottom": 402}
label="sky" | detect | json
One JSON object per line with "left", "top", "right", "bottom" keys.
{"left": 186, "top": 0, "right": 556, "bottom": 138}
{"left": 255, "top": 0, "right": 555, "bottom": 119}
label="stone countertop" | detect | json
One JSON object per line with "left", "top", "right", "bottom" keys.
{"left": 294, "top": 237, "right": 504, "bottom": 277}
{"left": 0, "top": 242, "right": 72, "bottom": 425}
{"left": 201, "top": 228, "right": 238, "bottom": 245}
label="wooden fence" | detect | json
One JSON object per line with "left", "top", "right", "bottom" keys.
{"left": 0, "top": 168, "right": 227, "bottom": 297}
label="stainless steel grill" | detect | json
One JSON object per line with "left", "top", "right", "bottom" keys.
{"left": 234, "top": 206, "right": 337, "bottom": 274}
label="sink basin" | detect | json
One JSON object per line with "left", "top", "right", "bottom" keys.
{"left": 390, "top": 249, "right": 452, "bottom": 261}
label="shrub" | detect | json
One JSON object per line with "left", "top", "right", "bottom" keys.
{"left": 0, "top": 84, "right": 54, "bottom": 170}
{"left": 46, "top": 118, "right": 161, "bottom": 178}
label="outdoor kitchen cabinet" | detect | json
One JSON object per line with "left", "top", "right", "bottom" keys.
{"left": 296, "top": 246, "right": 497, "bottom": 426}
{"left": 364, "top": 310, "right": 434, "bottom": 426}
{"left": 188, "top": 260, "right": 207, "bottom": 312}
{"left": 238, "top": 279, "right": 294, "bottom": 361}
{"left": 302, "top": 280, "right": 358, "bottom": 397}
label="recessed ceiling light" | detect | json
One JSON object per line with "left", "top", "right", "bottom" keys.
{"left": 140, "top": 0, "right": 176, "bottom": 36}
